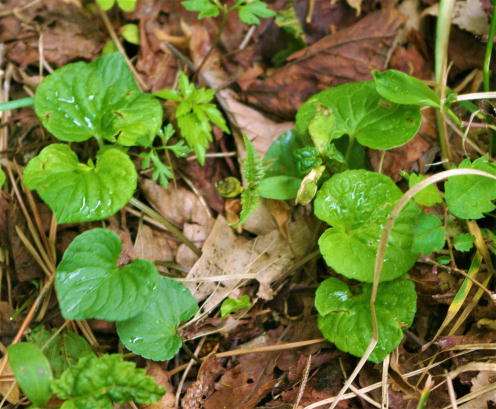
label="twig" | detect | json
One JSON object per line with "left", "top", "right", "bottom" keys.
{"left": 96, "top": 6, "right": 147, "bottom": 90}
{"left": 293, "top": 354, "right": 312, "bottom": 409}
{"left": 129, "top": 197, "right": 201, "bottom": 256}
{"left": 175, "top": 338, "right": 206, "bottom": 408}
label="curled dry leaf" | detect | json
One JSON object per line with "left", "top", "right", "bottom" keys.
{"left": 242, "top": 9, "right": 406, "bottom": 119}
{"left": 186, "top": 214, "right": 313, "bottom": 316}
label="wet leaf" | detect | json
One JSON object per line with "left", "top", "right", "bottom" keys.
{"left": 34, "top": 53, "right": 162, "bottom": 147}
{"left": 445, "top": 157, "right": 496, "bottom": 219}
{"left": 296, "top": 81, "right": 421, "bottom": 151}
{"left": 116, "top": 276, "right": 198, "bottom": 361}
{"left": 8, "top": 343, "right": 53, "bottom": 406}
{"left": 373, "top": 69, "right": 440, "bottom": 108}
{"left": 315, "top": 277, "right": 417, "bottom": 363}
{"left": 453, "top": 233, "right": 474, "bottom": 252}
{"left": 55, "top": 228, "right": 159, "bottom": 321}
{"left": 314, "top": 170, "right": 421, "bottom": 282}
{"left": 412, "top": 214, "right": 445, "bottom": 255}
{"left": 24, "top": 144, "right": 137, "bottom": 224}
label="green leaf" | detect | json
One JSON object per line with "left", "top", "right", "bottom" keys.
{"left": 27, "top": 327, "right": 95, "bottom": 377}
{"left": 8, "top": 343, "right": 53, "bottom": 406}
{"left": 445, "top": 157, "right": 496, "bottom": 219}
{"left": 258, "top": 176, "right": 301, "bottom": 200}
{"left": 24, "top": 144, "right": 137, "bottom": 224}
{"left": 181, "top": 0, "right": 221, "bottom": 18}
{"left": 315, "top": 277, "right": 416, "bottom": 363}
{"left": 220, "top": 295, "right": 252, "bottom": 318}
{"left": 407, "top": 173, "right": 443, "bottom": 207}
{"left": 116, "top": 0, "right": 137, "bottom": 12}
{"left": 308, "top": 104, "right": 335, "bottom": 153}
{"left": 116, "top": 276, "right": 198, "bottom": 361}
{"left": 156, "top": 72, "right": 228, "bottom": 165}
{"left": 296, "top": 81, "right": 421, "bottom": 150}
{"left": 55, "top": 228, "right": 159, "bottom": 321}
{"left": 412, "top": 214, "right": 446, "bottom": 255}
{"left": 96, "top": 0, "right": 115, "bottom": 10}
{"left": 437, "top": 255, "right": 451, "bottom": 265}
{"left": 237, "top": 0, "right": 275, "bottom": 25}
{"left": 453, "top": 233, "right": 474, "bottom": 252}
{"left": 34, "top": 53, "right": 162, "bottom": 147}
{"left": 295, "top": 165, "right": 325, "bottom": 206}
{"left": 373, "top": 69, "right": 441, "bottom": 108}
{"left": 0, "top": 168, "right": 6, "bottom": 187}
{"left": 215, "top": 177, "right": 243, "bottom": 198}
{"left": 235, "top": 136, "right": 265, "bottom": 226}
{"left": 120, "top": 24, "right": 140, "bottom": 45}
{"left": 314, "top": 170, "right": 421, "bottom": 282}
{"left": 52, "top": 354, "right": 164, "bottom": 405}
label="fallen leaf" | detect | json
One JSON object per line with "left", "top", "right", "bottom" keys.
{"left": 144, "top": 362, "right": 176, "bottom": 409}
{"left": 182, "top": 356, "right": 225, "bottom": 409}
{"left": 459, "top": 371, "right": 496, "bottom": 409}
{"left": 133, "top": 224, "right": 176, "bottom": 263}
{"left": 0, "top": 357, "right": 20, "bottom": 404}
{"left": 0, "top": 0, "right": 105, "bottom": 68}
{"left": 185, "top": 214, "right": 313, "bottom": 317}
{"left": 204, "top": 352, "right": 277, "bottom": 409}
{"left": 242, "top": 9, "right": 406, "bottom": 119}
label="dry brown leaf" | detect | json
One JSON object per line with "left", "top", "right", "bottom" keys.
{"left": 0, "top": 0, "right": 105, "bottom": 68}
{"left": 242, "top": 9, "right": 406, "bottom": 119}
{"left": 185, "top": 214, "right": 313, "bottom": 317}
{"left": 144, "top": 362, "right": 176, "bottom": 409}
{"left": 182, "top": 356, "right": 225, "bottom": 409}
{"left": 204, "top": 352, "right": 277, "bottom": 409}
{"left": 0, "top": 357, "right": 20, "bottom": 404}
{"left": 133, "top": 224, "right": 175, "bottom": 263}
{"left": 459, "top": 371, "right": 496, "bottom": 409}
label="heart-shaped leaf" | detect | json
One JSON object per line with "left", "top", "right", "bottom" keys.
{"left": 296, "top": 81, "right": 421, "bottom": 150}
{"left": 24, "top": 144, "right": 137, "bottom": 224}
{"left": 445, "top": 157, "right": 496, "bottom": 219}
{"left": 315, "top": 277, "right": 417, "bottom": 363}
{"left": 373, "top": 69, "right": 441, "bottom": 108}
{"left": 55, "top": 228, "right": 159, "bottom": 321}
{"left": 8, "top": 343, "right": 53, "bottom": 407}
{"left": 116, "top": 276, "right": 198, "bottom": 361}
{"left": 314, "top": 170, "right": 421, "bottom": 282}
{"left": 34, "top": 52, "right": 162, "bottom": 147}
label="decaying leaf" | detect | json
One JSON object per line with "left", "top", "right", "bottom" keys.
{"left": 182, "top": 357, "right": 225, "bottom": 409}
{"left": 242, "top": 9, "right": 406, "bottom": 119}
{"left": 185, "top": 214, "right": 313, "bottom": 316}
{"left": 0, "top": 357, "right": 20, "bottom": 404}
{"left": 144, "top": 362, "right": 176, "bottom": 409}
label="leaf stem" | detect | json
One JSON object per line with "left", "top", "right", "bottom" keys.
{"left": 129, "top": 197, "right": 201, "bottom": 257}
{"left": 0, "top": 97, "right": 34, "bottom": 112}
{"left": 344, "top": 136, "right": 355, "bottom": 164}
{"left": 484, "top": 1, "right": 496, "bottom": 92}
{"left": 435, "top": 0, "right": 456, "bottom": 166}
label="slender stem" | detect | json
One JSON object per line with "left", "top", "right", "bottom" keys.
{"left": 456, "top": 91, "right": 496, "bottom": 101}
{"left": 484, "top": 1, "right": 496, "bottom": 91}
{"left": 129, "top": 197, "right": 201, "bottom": 257}
{"left": 344, "top": 136, "right": 355, "bottom": 164}
{"left": 0, "top": 97, "right": 34, "bottom": 112}
{"left": 435, "top": 0, "right": 456, "bottom": 166}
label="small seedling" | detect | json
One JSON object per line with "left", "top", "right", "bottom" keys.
{"left": 96, "top": 0, "right": 137, "bottom": 12}
{"left": 315, "top": 277, "right": 417, "bottom": 363}
{"left": 155, "top": 72, "right": 229, "bottom": 166}
{"left": 182, "top": 0, "right": 275, "bottom": 25}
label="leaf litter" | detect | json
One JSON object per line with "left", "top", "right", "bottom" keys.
{"left": 2, "top": 1, "right": 496, "bottom": 409}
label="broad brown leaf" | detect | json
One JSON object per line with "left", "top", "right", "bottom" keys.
{"left": 243, "top": 9, "right": 406, "bottom": 119}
